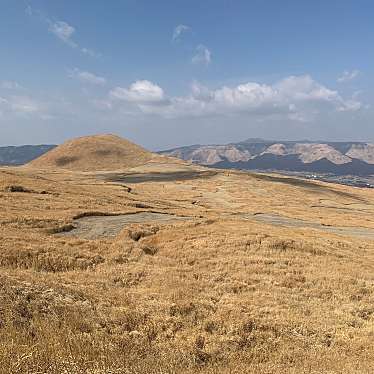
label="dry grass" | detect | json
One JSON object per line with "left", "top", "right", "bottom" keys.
{"left": 26, "top": 134, "right": 181, "bottom": 172}
{"left": 0, "top": 164, "right": 374, "bottom": 373}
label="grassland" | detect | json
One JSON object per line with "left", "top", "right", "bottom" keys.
{"left": 0, "top": 161, "right": 374, "bottom": 373}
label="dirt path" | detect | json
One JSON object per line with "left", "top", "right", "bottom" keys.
{"left": 60, "top": 212, "right": 191, "bottom": 240}
{"left": 243, "top": 213, "right": 374, "bottom": 240}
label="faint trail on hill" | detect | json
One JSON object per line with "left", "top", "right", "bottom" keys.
{"left": 59, "top": 212, "right": 191, "bottom": 240}
{"left": 242, "top": 213, "right": 374, "bottom": 240}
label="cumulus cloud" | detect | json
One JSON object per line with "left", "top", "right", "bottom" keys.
{"left": 108, "top": 75, "right": 362, "bottom": 121}
{"left": 110, "top": 80, "right": 166, "bottom": 104}
{"left": 69, "top": 68, "right": 107, "bottom": 85}
{"left": 337, "top": 70, "right": 360, "bottom": 83}
{"left": 172, "top": 24, "right": 190, "bottom": 42}
{"left": 192, "top": 45, "right": 211, "bottom": 66}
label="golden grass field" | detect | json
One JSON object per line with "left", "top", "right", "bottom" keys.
{"left": 1, "top": 137, "right": 374, "bottom": 373}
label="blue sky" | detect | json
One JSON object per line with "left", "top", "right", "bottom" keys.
{"left": 0, "top": 0, "right": 373, "bottom": 149}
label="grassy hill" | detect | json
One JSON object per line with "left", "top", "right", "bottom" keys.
{"left": 0, "top": 136, "right": 373, "bottom": 373}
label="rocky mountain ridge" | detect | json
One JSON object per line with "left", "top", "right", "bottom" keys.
{"left": 160, "top": 140, "right": 374, "bottom": 176}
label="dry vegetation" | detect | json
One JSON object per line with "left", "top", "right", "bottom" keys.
{"left": 1, "top": 154, "right": 374, "bottom": 373}
{"left": 27, "top": 134, "right": 171, "bottom": 171}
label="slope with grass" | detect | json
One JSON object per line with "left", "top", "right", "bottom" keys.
{"left": 27, "top": 134, "right": 159, "bottom": 171}
{"left": 1, "top": 135, "right": 374, "bottom": 373}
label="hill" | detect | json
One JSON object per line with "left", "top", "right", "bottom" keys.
{"left": 0, "top": 144, "right": 56, "bottom": 165}
{"left": 27, "top": 134, "right": 157, "bottom": 171}
{"left": 160, "top": 139, "right": 374, "bottom": 176}
{"left": 1, "top": 156, "right": 374, "bottom": 373}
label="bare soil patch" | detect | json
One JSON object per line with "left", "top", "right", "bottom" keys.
{"left": 245, "top": 212, "right": 374, "bottom": 239}
{"left": 59, "top": 212, "right": 191, "bottom": 239}
{"left": 105, "top": 170, "right": 217, "bottom": 184}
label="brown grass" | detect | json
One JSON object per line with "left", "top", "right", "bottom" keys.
{"left": 26, "top": 134, "right": 158, "bottom": 171}
{"left": 0, "top": 163, "right": 374, "bottom": 373}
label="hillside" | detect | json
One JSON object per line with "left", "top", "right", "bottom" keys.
{"left": 1, "top": 157, "right": 374, "bottom": 373}
{"left": 161, "top": 139, "right": 374, "bottom": 176}
{"left": 0, "top": 144, "right": 56, "bottom": 165}
{"left": 27, "top": 134, "right": 158, "bottom": 171}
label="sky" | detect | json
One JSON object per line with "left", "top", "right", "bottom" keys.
{"left": 0, "top": 0, "right": 373, "bottom": 150}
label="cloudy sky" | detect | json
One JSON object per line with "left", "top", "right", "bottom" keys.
{"left": 1, "top": 0, "right": 373, "bottom": 149}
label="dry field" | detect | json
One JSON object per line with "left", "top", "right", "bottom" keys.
{"left": 1, "top": 157, "right": 374, "bottom": 373}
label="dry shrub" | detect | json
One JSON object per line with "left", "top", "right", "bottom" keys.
{"left": 112, "top": 270, "right": 147, "bottom": 287}
{"left": 4, "top": 185, "right": 33, "bottom": 193}
{"left": 128, "top": 226, "right": 159, "bottom": 242}
{"left": 243, "top": 236, "right": 327, "bottom": 256}
{"left": 73, "top": 211, "right": 119, "bottom": 219}
{"left": 45, "top": 223, "right": 75, "bottom": 234}
{"left": 54, "top": 155, "right": 79, "bottom": 166}
{"left": 3, "top": 217, "right": 62, "bottom": 229}
{"left": 140, "top": 244, "right": 158, "bottom": 255}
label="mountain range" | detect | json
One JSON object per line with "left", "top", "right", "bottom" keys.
{"left": 3, "top": 139, "right": 374, "bottom": 176}
{"left": 0, "top": 144, "right": 56, "bottom": 166}
{"left": 160, "top": 139, "right": 374, "bottom": 176}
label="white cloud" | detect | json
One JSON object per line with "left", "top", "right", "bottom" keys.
{"left": 191, "top": 81, "right": 213, "bottom": 101}
{"left": 1, "top": 81, "right": 23, "bottom": 90}
{"left": 108, "top": 75, "right": 362, "bottom": 121}
{"left": 337, "top": 70, "right": 360, "bottom": 83}
{"left": 0, "top": 82, "right": 53, "bottom": 118}
{"left": 81, "top": 47, "right": 101, "bottom": 58}
{"left": 26, "top": 6, "right": 99, "bottom": 57}
{"left": 49, "top": 21, "right": 77, "bottom": 48}
{"left": 172, "top": 24, "right": 190, "bottom": 42}
{"left": 47, "top": 20, "right": 99, "bottom": 56}
{"left": 0, "top": 97, "right": 7, "bottom": 117}
{"left": 92, "top": 99, "right": 113, "bottom": 110}
{"left": 69, "top": 68, "right": 107, "bottom": 85}
{"left": 11, "top": 97, "right": 40, "bottom": 113}
{"left": 337, "top": 99, "right": 362, "bottom": 112}
{"left": 0, "top": 95, "right": 43, "bottom": 117}
{"left": 0, "top": 96, "right": 9, "bottom": 107}
{"left": 110, "top": 80, "right": 166, "bottom": 104}
{"left": 192, "top": 45, "right": 211, "bottom": 66}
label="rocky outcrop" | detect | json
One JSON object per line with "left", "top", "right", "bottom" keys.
{"left": 161, "top": 139, "right": 374, "bottom": 175}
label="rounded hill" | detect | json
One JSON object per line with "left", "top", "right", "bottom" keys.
{"left": 27, "top": 134, "right": 156, "bottom": 171}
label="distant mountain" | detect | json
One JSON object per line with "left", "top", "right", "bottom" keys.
{"left": 160, "top": 140, "right": 374, "bottom": 176}
{"left": 0, "top": 144, "right": 56, "bottom": 166}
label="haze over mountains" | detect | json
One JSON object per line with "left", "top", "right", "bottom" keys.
{"left": 161, "top": 139, "right": 374, "bottom": 176}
